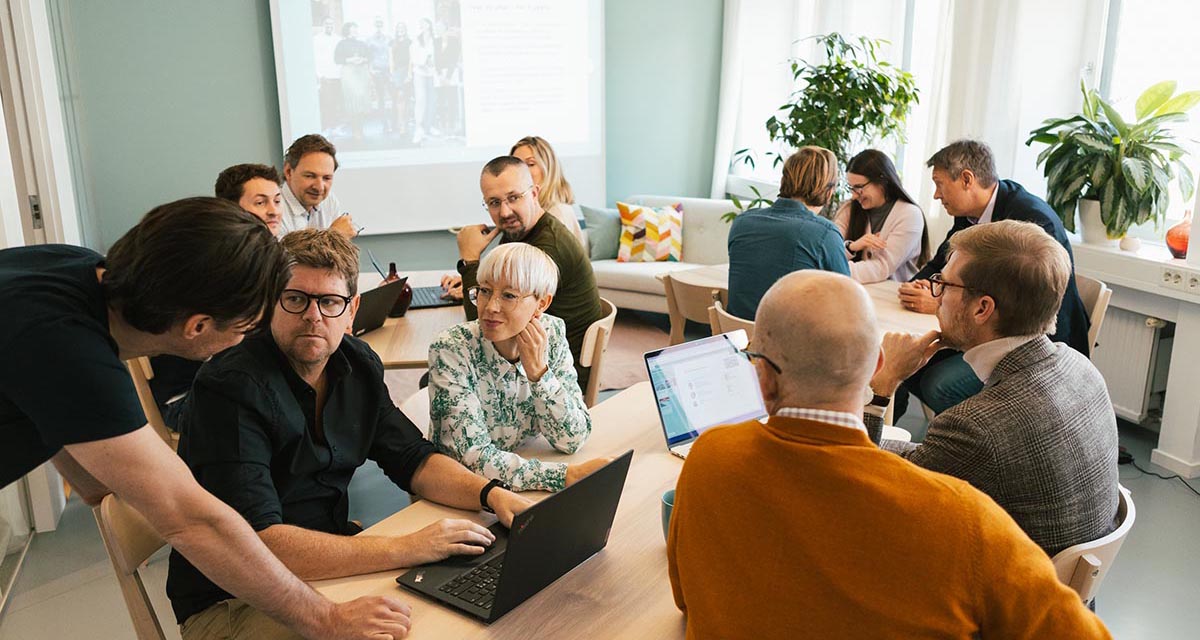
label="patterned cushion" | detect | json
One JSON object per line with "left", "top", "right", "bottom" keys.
{"left": 616, "top": 202, "right": 683, "bottom": 262}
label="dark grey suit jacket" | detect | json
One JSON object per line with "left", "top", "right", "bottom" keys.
{"left": 875, "top": 337, "right": 1120, "bottom": 556}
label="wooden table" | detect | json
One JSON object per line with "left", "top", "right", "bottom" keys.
{"left": 314, "top": 382, "right": 688, "bottom": 638}
{"left": 356, "top": 270, "right": 465, "bottom": 369}
{"left": 671, "top": 264, "right": 939, "bottom": 335}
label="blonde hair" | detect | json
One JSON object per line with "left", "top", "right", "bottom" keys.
{"left": 279, "top": 229, "right": 360, "bottom": 296}
{"left": 949, "top": 220, "right": 1070, "bottom": 337}
{"left": 510, "top": 136, "right": 575, "bottom": 210}
{"left": 477, "top": 243, "right": 559, "bottom": 298}
{"left": 778, "top": 146, "right": 838, "bottom": 207}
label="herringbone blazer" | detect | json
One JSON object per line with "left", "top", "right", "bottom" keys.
{"left": 879, "top": 337, "right": 1120, "bottom": 556}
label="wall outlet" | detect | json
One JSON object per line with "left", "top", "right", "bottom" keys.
{"left": 1161, "top": 267, "right": 1186, "bottom": 291}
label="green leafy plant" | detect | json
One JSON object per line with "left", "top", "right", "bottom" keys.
{"left": 1026, "top": 80, "right": 1199, "bottom": 237}
{"left": 727, "top": 33, "right": 919, "bottom": 221}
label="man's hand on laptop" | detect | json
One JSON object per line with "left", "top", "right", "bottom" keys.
{"left": 565, "top": 457, "right": 613, "bottom": 488}
{"left": 440, "top": 273, "right": 463, "bottom": 301}
{"left": 323, "top": 595, "right": 412, "bottom": 640}
{"left": 487, "top": 488, "right": 533, "bottom": 528}
{"left": 399, "top": 518, "right": 497, "bottom": 566}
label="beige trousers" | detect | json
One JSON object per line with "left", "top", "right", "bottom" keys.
{"left": 180, "top": 599, "right": 304, "bottom": 640}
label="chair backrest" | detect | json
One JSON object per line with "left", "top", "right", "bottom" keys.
{"left": 1050, "top": 485, "right": 1136, "bottom": 602}
{"left": 579, "top": 297, "right": 618, "bottom": 407}
{"left": 1075, "top": 274, "right": 1112, "bottom": 354}
{"left": 662, "top": 273, "right": 722, "bottom": 345}
{"left": 93, "top": 494, "right": 167, "bottom": 640}
{"left": 124, "top": 357, "right": 178, "bottom": 450}
{"left": 707, "top": 297, "right": 755, "bottom": 342}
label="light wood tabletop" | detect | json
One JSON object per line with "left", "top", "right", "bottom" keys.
{"left": 313, "top": 381, "right": 689, "bottom": 639}
{"left": 356, "top": 270, "right": 466, "bottom": 370}
{"left": 667, "top": 264, "right": 939, "bottom": 335}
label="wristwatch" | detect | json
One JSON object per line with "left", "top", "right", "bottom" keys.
{"left": 480, "top": 478, "right": 509, "bottom": 513}
{"left": 844, "top": 239, "right": 854, "bottom": 252}
{"left": 868, "top": 393, "right": 892, "bottom": 408}
{"left": 457, "top": 258, "right": 479, "bottom": 273}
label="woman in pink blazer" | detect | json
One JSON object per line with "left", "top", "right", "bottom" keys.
{"left": 834, "top": 149, "right": 930, "bottom": 283}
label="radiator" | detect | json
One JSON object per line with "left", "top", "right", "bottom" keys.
{"left": 1090, "top": 307, "right": 1168, "bottom": 423}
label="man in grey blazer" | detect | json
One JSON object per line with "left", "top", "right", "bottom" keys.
{"left": 866, "top": 219, "right": 1119, "bottom": 557}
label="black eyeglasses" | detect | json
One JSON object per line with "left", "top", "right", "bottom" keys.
{"left": 739, "top": 347, "right": 782, "bottom": 374}
{"left": 928, "top": 272, "right": 983, "bottom": 298}
{"left": 279, "top": 289, "right": 353, "bottom": 318}
{"left": 846, "top": 180, "right": 871, "bottom": 195}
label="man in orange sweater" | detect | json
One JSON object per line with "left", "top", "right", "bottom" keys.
{"left": 666, "top": 271, "right": 1109, "bottom": 639}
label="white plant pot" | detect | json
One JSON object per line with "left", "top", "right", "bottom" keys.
{"left": 1078, "top": 199, "right": 1118, "bottom": 246}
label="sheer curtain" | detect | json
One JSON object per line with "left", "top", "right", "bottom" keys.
{"left": 711, "top": 0, "right": 1107, "bottom": 241}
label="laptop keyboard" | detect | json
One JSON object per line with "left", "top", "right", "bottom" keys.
{"left": 409, "top": 286, "right": 457, "bottom": 309}
{"left": 437, "top": 554, "right": 505, "bottom": 610}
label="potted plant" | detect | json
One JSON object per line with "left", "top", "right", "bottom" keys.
{"left": 724, "top": 33, "right": 919, "bottom": 222}
{"left": 1026, "top": 80, "right": 1198, "bottom": 248}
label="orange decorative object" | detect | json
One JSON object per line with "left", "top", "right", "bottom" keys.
{"left": 1166, "top": 212, "right": 1191, "bottom": 259}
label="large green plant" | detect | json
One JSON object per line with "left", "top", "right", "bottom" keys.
{"left": 734, "top": 33, "right": 919, "bottom": 173}
{"left": 725, "top": 33, "right": 918, "bottom": 222}
{"left": 1026, "top": 80, "right": 1199, "bottom": 237}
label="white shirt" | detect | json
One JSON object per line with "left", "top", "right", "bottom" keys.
{"left": 312, "top": 32, "right": 340, "bottom": 79}
{"left": 280, "top": 184, "right": 342, "bottom": 236}
{"left": 775, "top": 407, "right": 867, "bottom": 434}
{"left": 970, "top": 184, "right": 1000, "bottom": 225}
{"left": 962, "top": 335, "right": 1041, "bottom": 384}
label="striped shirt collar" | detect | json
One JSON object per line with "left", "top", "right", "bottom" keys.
{"left": 775, "top": 407, "right": 866, "bottom": 433}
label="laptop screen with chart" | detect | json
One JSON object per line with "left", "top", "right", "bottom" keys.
{"left": 643, "top": 331, "right": 766, "bottom": 456}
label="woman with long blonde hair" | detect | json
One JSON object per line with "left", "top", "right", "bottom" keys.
{"left": 510, "top": 136, "right": 586, "bottom": 247}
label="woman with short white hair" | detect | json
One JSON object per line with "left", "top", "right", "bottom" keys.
{"left": 428, "top": 243, "right": 606, "bottom": 492}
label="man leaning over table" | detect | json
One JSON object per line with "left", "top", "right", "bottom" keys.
{"left": 167, "top": 229, "right": 531, "bottom": 640}
{"left": 667, "top": 270, "right": 1110, "bottom": 639}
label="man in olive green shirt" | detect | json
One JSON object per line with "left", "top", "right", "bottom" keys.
{"left": 455, "top": 156, "right": 603, "bottom": 391}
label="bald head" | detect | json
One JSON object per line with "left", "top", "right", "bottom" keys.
{"left": 755, "top": 271, "right": 880, "bottom": 406}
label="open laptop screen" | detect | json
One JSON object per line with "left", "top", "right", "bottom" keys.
{"left": 644, "top": 331, "right": 766, "bottom": 447}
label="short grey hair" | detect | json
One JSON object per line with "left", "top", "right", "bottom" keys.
{"left": 477, "top": 243, "right": 559, "bottom": 298}
{"left": 926, "top": 140, "right": 997, "bottom": 187}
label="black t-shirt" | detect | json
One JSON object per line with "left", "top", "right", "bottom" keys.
{"left": 0, "top": 245, "right": 147, "bottom": 488}
{"left": 165, "top": 331, "right": 435, "bottom": 624}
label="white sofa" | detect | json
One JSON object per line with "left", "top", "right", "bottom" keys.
{"left": 590, "top": 195, "right": 734, "bottom": 314}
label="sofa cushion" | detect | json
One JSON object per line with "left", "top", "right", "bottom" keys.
{"left": 617, "top": 202, "right": 683, "bottom": 262}
{"left": 591, "top": 259, "right": 706, "bottom": 295}
{"left": 625, "top": 195, "right": 735, "bottom": 264}
{"left": 580, "top": 204, "right": 620, "bottom": 260}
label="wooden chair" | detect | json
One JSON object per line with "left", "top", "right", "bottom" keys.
{"left": 580, "top": 298, "right": 619, "bottom": 407}
{"left": 124, "top": 357, "right": 179, "bottom": 451}
{"left": 662, "top": 273, "right": 722, "bottom": 345}
{"left": 707, "top": 296, "right": 755, "bottom": 341}
{"left": 400, "top": 388, "right": 431, "bottom": 438}
{"left": 93, "top": 494, "right": 168, "bottom": 640}
{"left": 1051, "top": 485, "right": 1136, "bottom": 602}
{"left": 1075, "top": 274, "right": 1113, "bottom": 355}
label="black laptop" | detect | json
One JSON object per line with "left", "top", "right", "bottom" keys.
{"left": 396, "top": 450, "right": 634, "bottom": 623}
{"left": 351, "top": 277, "right": 406, "bottom": 336}
{"left": 408, "top": 285, "right": 460, "bottom": 309}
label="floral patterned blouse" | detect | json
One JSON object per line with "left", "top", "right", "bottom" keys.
{"left": 427, "top": 314, "right": 592, "bottom": 491}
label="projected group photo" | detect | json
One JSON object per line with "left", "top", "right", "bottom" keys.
{"left": 310, "top": 0, "right": 464, "bottom": 151}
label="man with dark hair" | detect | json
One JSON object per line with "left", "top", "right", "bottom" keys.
{"left": 281, "top": 134, "right": 357, "bottom": 237}
{"left": 448, "top": 156, "right": 603, "bottom": 391}
{"left": 214, "top": 163, "right": 284, "bottom": 236}
{"left": 0, "top": 198, "right": 412, "bottom": 639}
{"left": 169, "top": 229, "right": 530, "bottom": 639}
{"left": 870, "top": 220, "right": 1118, "bottom": 557}
{"left": 895, "top": 139, "right": 1090, "bottom": 414}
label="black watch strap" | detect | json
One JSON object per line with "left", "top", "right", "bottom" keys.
{"left": 480, "top": 478, "right": 508, "bottom": 513}
{"left": 869, "top": 393, "right": 892, "bottom": 408}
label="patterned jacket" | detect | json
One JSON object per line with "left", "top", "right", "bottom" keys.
{"left": 427, "top": 315, "right": 591, "bottom": 492}
{"left": 874, "top": 336, "right": 1120, "bottom": 556}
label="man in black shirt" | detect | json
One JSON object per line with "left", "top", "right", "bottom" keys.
{"left": 168, "top": 229, "right": 531, "bottom": 639}
{"left": 0, "top": 198, "right": 412, "bottom": 640}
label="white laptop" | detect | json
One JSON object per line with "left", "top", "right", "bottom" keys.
{"left": 643, "top": 330, "right": 767, "bottom": 459}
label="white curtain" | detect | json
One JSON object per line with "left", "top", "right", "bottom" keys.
{"left": 711, "top": 0, "right": 1107, "bottom": 239}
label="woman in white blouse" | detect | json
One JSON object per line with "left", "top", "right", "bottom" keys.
{"left": 510, "top": 136, "right": 586, "bottom": 248}
{"left": 833, "top": 149, "right": 930, "bottom": 283}
{"left": 428, "top": 243, "right": 608, "bottom": 492}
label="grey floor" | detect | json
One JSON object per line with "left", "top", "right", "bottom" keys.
{"left": 2, "top": 332, "right": 1198, "bottom": 637}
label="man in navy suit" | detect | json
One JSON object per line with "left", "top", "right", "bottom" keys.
{"left": 895, "top": 140, "right": 1090, "bottom": 414}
